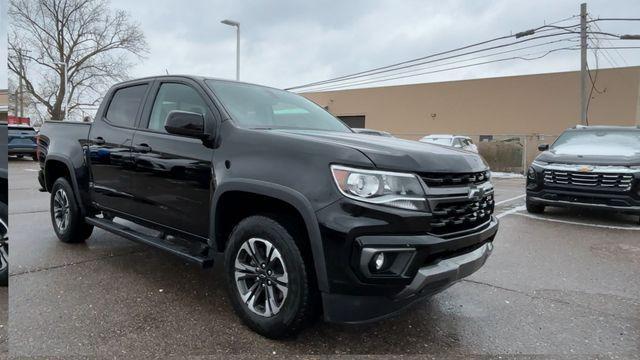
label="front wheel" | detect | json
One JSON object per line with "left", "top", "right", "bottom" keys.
{"left": 50, "top": 178, "right": 94, "bottom": 243}
{"left": 526, "top": 198, "right": 545, "bottom": 214}
{"left": 224, "top": 215, "right": 316, "bottom": 339}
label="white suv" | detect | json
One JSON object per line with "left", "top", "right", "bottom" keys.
{"left": 419, "top": 134, "right": 478, "bottom": 153}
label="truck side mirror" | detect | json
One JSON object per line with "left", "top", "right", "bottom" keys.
{"left": 538, "top": 144, "right": 549, "bottom": 151}
{"left": 164, "top": 110, "right": 206, "bottom": 139}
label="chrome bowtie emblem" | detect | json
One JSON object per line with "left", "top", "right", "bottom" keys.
{"left": 578, "top": 165, "right": 594, "bottom": 173}
{"left": 468, "top": 186, "right": 484, "bottom": 201}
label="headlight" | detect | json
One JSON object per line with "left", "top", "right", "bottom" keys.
{"left": 331, "top": 165, "right": 427, "bottom": 211}
{"left": 527, "top": 166, "right": 537, "bottom": 180}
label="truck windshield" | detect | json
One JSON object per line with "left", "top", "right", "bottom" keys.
{"left": 552, "top": 129, "right": 640, "bottom": 156}
{"left": 206, "top": 80, "right": 351, "bottom": 132}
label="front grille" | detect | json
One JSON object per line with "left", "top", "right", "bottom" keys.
{"left": 429, "top": 193, "right": 494, "bottom": 235}
{"left": 544, "top": 170, "right": 634, "bottom": 191}
{"left": 420, "top": 171, "right": 490, "bottom": 187}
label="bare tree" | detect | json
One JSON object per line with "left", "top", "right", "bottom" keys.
{"left": 8, "top": 0, "right": 148, "bottom": 120}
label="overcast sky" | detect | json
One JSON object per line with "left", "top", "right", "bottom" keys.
{"left": 107, "top": 0, "right": 640, "bottom": 91}
{"left": 2, "top": 0, "right": 639, "bottom": 92}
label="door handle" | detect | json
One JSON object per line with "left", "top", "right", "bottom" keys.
{"left": 134, "top": 144, "right": 152, "bottom": 153}
{"left": 93, "top": 137, "right": 105, "bottom": 145}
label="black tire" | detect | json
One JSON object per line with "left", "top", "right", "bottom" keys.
{"left": 16, "top": 155, "right": 23, "bottom": 159}
{"left": 526, "top": 198, "right": 545, "bottom": 214}
{"left": 224, "top": 215, "right": 316, "bottom": 339}
{"left": 50, "top": 177, "right": 94, "bottom": 243}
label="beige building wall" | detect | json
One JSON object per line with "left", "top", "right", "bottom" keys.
{"left": 0, "top": 90, "right": 8, "bottom": 123}
{"left": 304, "top": 67, "right": 640, "bottom": 167}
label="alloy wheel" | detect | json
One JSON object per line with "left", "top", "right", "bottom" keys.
{"left": 53, "top": 189, "right": 71, "bottom": 232}
{"left": 234, "top": 237, "right": 289, "bottom": 317}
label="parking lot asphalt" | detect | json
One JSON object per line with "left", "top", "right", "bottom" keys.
{"left": 8, "top": 158, "right": 640, "bottom": 357}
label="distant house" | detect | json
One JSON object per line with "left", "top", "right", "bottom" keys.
{"left": 0, "top": 90, "right": 7, "bottom": 123}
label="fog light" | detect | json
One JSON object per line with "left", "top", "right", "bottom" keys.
{"left": 374, "top": 252, "right": 385, "bottom": 271}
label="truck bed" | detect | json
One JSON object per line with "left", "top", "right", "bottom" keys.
{"left": 37, "top": 121, "right": 92, "bottom": 165}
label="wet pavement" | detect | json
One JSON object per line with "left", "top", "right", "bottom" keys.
{"left": 8, "top": 159, "right": 640, "bottom": 357}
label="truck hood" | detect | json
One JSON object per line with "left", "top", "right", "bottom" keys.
{"left": 536, "top": 150, "right": 640, "bottom": 167}
{"left": 274, "top": 130, "right": 488, "bottom": 173}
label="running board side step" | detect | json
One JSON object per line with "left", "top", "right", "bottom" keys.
{"left": 85, "top": 217, "right": 214, "bottom": 268}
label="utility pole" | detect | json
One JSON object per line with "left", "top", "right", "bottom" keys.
{"left": 580, "top": 3, "right": 588, "bottom": 125}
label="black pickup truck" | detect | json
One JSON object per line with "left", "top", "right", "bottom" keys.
{"left": 37, "top": 75, "right": 498, "bottom": 338}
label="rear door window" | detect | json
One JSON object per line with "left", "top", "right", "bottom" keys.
{"left": 105, "top": 84, "right": 148, "bottom": 127}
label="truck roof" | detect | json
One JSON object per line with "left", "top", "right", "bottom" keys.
{"left": 112, "top": 75, "right": 280, "bottom": 91}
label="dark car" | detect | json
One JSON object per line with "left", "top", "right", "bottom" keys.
{"left": 526, "top": 125, "right": 640, "bottom": 223}
{"left": 8, "top": 125, "right": 38, "bottom": 160}
{"left": 37, "top": 75, "right": 498, "bottom": 338}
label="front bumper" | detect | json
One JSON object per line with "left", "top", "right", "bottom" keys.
{"left": 318, "top": 199, "right": 499, "bottom": 323}
{"left": 526, "top": 164, "right": 640, "bottom": 215}
{"left": 526, "top": 192, "right": 640, "bottom": 215}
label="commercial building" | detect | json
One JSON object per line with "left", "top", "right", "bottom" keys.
{"left": 0, "top": 90, "right": 7, "bottom": 123}
{"left": 303, "top": 66, "right": 640, "bottom": 170}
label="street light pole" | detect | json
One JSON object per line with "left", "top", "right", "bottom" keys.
{"left": 54, "top": 61, "right": 68, "bottom": 120}
{"left": 221, "top": 19, "right": 240, "bottom": 81}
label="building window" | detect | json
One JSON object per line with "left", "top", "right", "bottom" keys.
{"left": 338, "top": 115, "right": 365, "bottom": 128}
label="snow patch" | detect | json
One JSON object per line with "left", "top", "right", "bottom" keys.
{"left": 491, "top": 172, "right": 525, "bottom": 179}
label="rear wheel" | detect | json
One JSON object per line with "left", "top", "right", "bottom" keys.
{"left": 526, "top": 198, "right": 545, "bottom": 214}
{"left": 50, "top": 178, "right": 93, "bottom": 243}
{"left": 224, "top": 215, "right": 316, "bottom": 339}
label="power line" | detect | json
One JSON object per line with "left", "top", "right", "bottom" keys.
{"left": 589, "top": 18, "right": 640, "bottom": 22}
{"left": 286, "top": 21, "right": 583, "bottom": 90}
{"left": 589, "top": 46, "right": 640, "bottom": 49}
{"left": 589, "top": 16, "right": 628, "bottom": 66}
{"left": 588, "top": 37, "right": 617, "bottom": 67}
{"left": 299, "top": 37, "right": 579, "bottom": 92}
{"left": 289, "top": 30, "right": 579, "bottom": 91}
{"left": 287, "top": 15, "right": 640, "bottom": 92}
{"left": 300, "top": 38, "right": 574, "bottom": 91}
{"left": 304, "top": 47, "right": 578, "bottom": 92}
{"left": 585, "top": 50, "right": 602, "bottom": 125}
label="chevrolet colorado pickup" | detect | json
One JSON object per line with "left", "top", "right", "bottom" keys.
{"left": 527, "top": 125, "right": 640, "bottom": 223}
{"left": 37, "top": 75, "right": 498, "bottom": 338}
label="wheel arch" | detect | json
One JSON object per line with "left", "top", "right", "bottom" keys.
{"left": 211, "top": 180, "right": 329, "bottom": 292}
{"left": 44, "top": 155, "right": 87, "bottom": 216}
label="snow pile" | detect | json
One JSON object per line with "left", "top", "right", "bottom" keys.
{"left": 491, "top": 172, "right": 525, "bottom": 179}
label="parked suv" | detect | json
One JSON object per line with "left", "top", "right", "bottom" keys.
{"left": 527, "top": 125, "right": 640, "bottom": 223}
{"left": 8, "top": 125, "right": 38, "bottom": 160}
{"left": 420, "top": 134, "right": 478, "bottom": 153}
{"left": 37, "top": 76, "right": 498, "bottom": 338}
